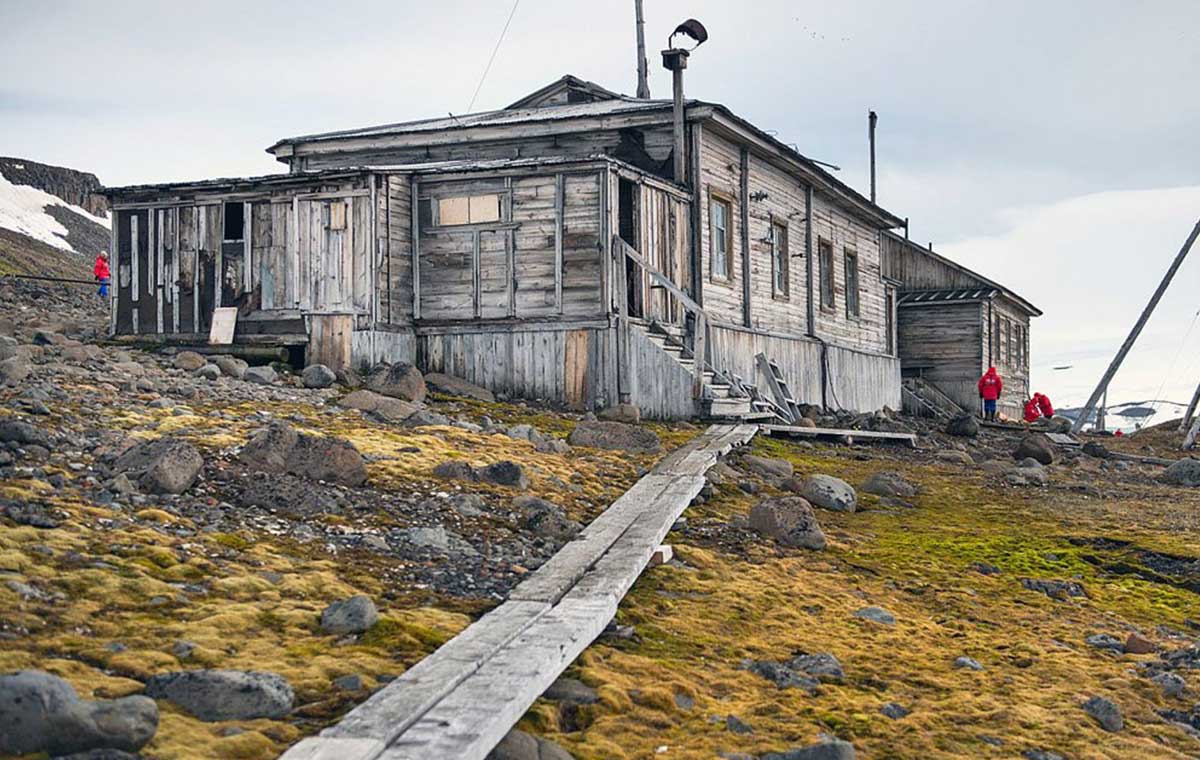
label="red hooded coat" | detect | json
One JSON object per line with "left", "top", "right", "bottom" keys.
{"left": 1037, "top": 394, "right": 1054, "bottom": 418}
{"left": 978, "top": 367, "right": 1003, "bottom": 401}
{"left": 94, "top": 254, "right": 110, "bottom": 280}
{"left": 1024, "top": 396, "right": 1042, "bottom": 423}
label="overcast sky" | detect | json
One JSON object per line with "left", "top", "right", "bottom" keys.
{"left": 3, "top": 0, "right": 1198, "bottom": 418}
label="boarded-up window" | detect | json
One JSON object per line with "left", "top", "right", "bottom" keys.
{"left": 328, "top": 201, "right": 347, "bottom": 231}
{"left": 844, "top": 249, "right": 860, "bottom": 317}
{"left": 819, "top": 239, "right": 835, "bottom": 308}
{"left": 710, "top": 195, "right": 732, "bottom": 280}
{"left": 436, "top": 194, "right": 501, "bottom": 226}
{"left": 771, "top": 221, "right": 788, "bottom": 299}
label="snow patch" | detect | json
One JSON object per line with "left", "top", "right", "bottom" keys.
{"left": 0, "top": 172, "right": 110, "bottom": 254}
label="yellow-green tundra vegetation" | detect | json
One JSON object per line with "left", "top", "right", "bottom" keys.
{"left": 517, "top": 434, "right": 1200, "bottom": 760}
{"left": 0, "top": 390, "right": 696, "bottom": 760}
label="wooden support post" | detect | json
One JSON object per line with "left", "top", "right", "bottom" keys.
{"left": 804, "top": 183, "right": 815, "bottom": 337}
{"left": 109, "top": 211, "right": 118, "bottom": 335}
{"left": 1185, "top": 412, "right": 1200, "bottom": 450}
{"left": 1179, "top": 380, "right": 1200, "bottom": 433}
{"left": 554, "top": 173, "right": 564, "bottom": 314}
{"left": 411, "top": 178, "right": 421, "bottom": 321}
{"left": 739, "top": 147, "right": 751, "bottom": 328}
{"left": 1072, "top": 220, "right": 1200, "bottom": 433}
{"left": 649, "top": 545, "right": 673, "bottom": 567}
{"left": 693, "top": 311, "right": 706, "bottom": 400}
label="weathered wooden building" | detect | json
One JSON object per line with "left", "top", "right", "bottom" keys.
{"left": 882, "top": 232, "right": 1041, "bottom": 418}
{"left": 105, "top": 75, "right": 911, "bottom": 419}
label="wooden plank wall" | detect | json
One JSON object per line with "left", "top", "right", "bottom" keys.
{"left": 983, "top": 296, "right": 1032, "bottom": 416}
{"left": 824, "top": 342, "right": 903, "bottom": 412}
{"left": 417, "top": 326, "right": 618, "bottom": 411}
{"left": 623, "top": 322, "right": 697, "bottom": 420}
{"left": 897, "top": 301, "right": 984, "bottom": 412}
{"left": 381, "top": 176, "right": 413, "bottom": 325}
{"left": 881, "top": 234, "right": 983, "bottom": 289}
{"left": 351, "top": 328, "right": 417, "bottom": 368}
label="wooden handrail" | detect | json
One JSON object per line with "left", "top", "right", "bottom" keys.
{"left": 613, "top": 236, "right": 704, "bottom": 316}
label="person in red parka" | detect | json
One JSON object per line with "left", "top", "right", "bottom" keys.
{"left": 1024, "top": 395, "right": 1042, "bottom": 423}
{"left": 94, "top": 251, "right": 111, "bottom": 299}
{"left": 1036, "top": 393, "right": 1054, "bottom": 419}
{"left": 978, "top": 366, "right": 1003, "bottom": 421}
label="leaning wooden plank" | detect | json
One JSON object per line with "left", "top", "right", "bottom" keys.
{"left": 276, "top": 737, "right": 386, "bottom": 760}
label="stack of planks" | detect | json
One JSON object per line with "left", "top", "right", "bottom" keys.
{"left": 282, "top": 423, "right": 758, "bottom": 760}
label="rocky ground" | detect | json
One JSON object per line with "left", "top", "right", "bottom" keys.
{"left": 2, "top": 277, "right": 1200, "bottom": 759}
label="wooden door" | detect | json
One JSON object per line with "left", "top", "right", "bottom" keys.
{"left": 478, "top": 229, "right": 510, "bottom": 319}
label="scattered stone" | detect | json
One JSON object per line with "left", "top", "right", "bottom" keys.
{"left": 143, "top": 670, "right": 294, "bottom": 721}
{"left": 486, "top": 729, "right": 574, "bottom": 760}
{"left": 433, "top": 460, "right": 478, "bottom": 483}
{"left": 367, "top": 362, "right": 427, "bottom": 403}
{"left": 1013, "top": 434, "right": 1055, "bottom": 465}
{"left": 171, "top": 641, "right": 197, "bottom": 660}
{"left": 945, "top": 413, "right": 979, "bottom": 438}
{"left": 853, "top": 606, "right": 895, "bottom": 625}
{"left": 478, "top": 461, "right": 529, "bottom": 489}
{"left": 748, "top": 496, "right": 827, "bottom": 550}
{"left": 193, "top": 364, "right": 221, "bottom": 381}
{"left": 340, "top": 389, "right": 418, "bottom": 423}
{"left": 0, "top": 419, "right": 53, "bottom": 449}
{"left": 0, "top": 670, "right": 158, "bottom": 756}
{"left": 302, "top": 364, "right": 337, "bottom": 389}
{"left": 936, "top": 450, "right": 974, "bottom": 465}
{"left": 1081, "top": 695, "right": 1123, "bottom": 732}
{"left": 172, "top": 351, "right": 206, "bottom": 371}
{"left": 239, "top": 422, "right": 368, "bottom": 487}
{"left": 954, "top": 656, "right": 984, "bottom": 671}
{"left": 0, "top": 355, "right": 31, "bottom": 385}
{"left": 726, "top": 715, "right": 754, "bottom": 734}
{"left": 789, "top": 652, "right": 844, "bottom": 680}
{"left": 597, "top": 403, "right": 640, "bottom": 424}
{"left": 1152, "top": 671, "right": 1187, "bottom": 698}
{"left": 320, "top": 595, "right": 379, "bottom": 635}
{"left": 800, "top": 474, "right": 857, "bottom": 513}
{"left": 761, "top": 739, "right": 856, "bottom": 760}
{"left": 112, "top": 361, "right": 145, "bottom": 377}
{"left": 1023, "top": 750, "right": 1066, "bottom": 760}
{"left": 515, "top": 496, "right": 581, "bottom": 540}
{"left": 1020, "top": 577, "right": 1087, "bottom": 600}
{"left": 861, "top": 471, "right": 917, "bottom": 498}
{"left": 243, "top": 365, "right": 278, "bottom": 385}
{"left": 1085, "top": 633, "right": 1124, "bottom": 653}
{"left": 969, "top": 561, "right": 1001, "bottom": 575}
{"left": 543, "top": 678, "right": 599, "bottom": 704}
{"left": 214, "top": 355, "right": 248, "bottom": 379}
{"left": 405, "top": 526, "right": 450, "bottom": 550}
{"left": 880, "top": 702, "right": 909, "bottom": 719}
{"left": 332, "top": 674, "right": 365, "bottom": 691}
{"left": 424, "top": 372, "right": 494, "bottom": 402}
{"left": 1124, "top": 632, "right": 1155, "bottom": 654}
{"left": 743, "top": 659, "right": 819, "bottom": 692}
{"left": 567, "top": 420, "right": 661, "bottom": 454}
{"left": 113, "top": 437, "right": 203, "bottom": 495}
{"left": 741, "top": 455, "right": 794, "bottom": 479}
{"left": 1161, "top": 459, "right": 1200, "bottom": 488}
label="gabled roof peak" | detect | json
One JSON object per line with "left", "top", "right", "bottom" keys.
{"left": 505, "top": 74, "right": 631, "bottom": 110}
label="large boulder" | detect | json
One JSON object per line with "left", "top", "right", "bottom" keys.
{"left": 424, "top": 372, "right": 495, "bottom": 402}
{"left": 0, "top": 670, "right": 158, "bottom": 756}
{"left": 367, "top": 363, "right": 427, "bottom": 403}
{"left": 749, "top": 497, "right": 826, "bottom": 550}
{"left": 0, "top": 419, "right": 53, "bottom": 449}
{"left": 1082, "top": 695, "right": 1123, "bottom": 733}
{"left": 567, "top": 420, "right": 661, "bottom": 454}
{"left": 861, "top": 471, "right": 918, "bottom": 499}
{"left": 214, "top": 355, "right": 249, "bottom": 379}
{"left": 243, "top": 365, "right": 278, "bottom": 385}
{"left": 239, "top": 422, "right": 367, "bottom": 487}
{"left": 742, "top": 455, "right": 795, "bottom": 479}
{"left": 478, "top": 461, "right": 529, "bottom": 489}
{"left": 302, "top": 364, "right": 337, "bottom": 389}
{"left": 143, "top": 670, "right": 293, "bottom": 721}
{"left": 340, "top": 389, "right": 419, "bottom": 423}
{"left": 0, "top": 355, "right": 31, "bottom": 386}
{"left": 320, "top": 595, "right": 379, "bottom": 635}
{"left": 1013, "top": 434, "right": 1054, "bottom": 465}
{"left": 172, "top": 351, "right": 206, "bottom": 371}
{"left": 1161, "top": 458, "right": 1200, "bottom": 487}
{"left": 113, "top": 437, "right": 203, "bottom": 494}
{"left": 514, "top": 496, "right": 581, "bottom": 540}
{"left": 945, "top": 413, "right": 979, "bottom": 438}
{"left": 800, "top": 474, "right": 858, "bottom": 513}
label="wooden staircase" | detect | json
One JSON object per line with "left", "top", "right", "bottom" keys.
{"left": 901, "top": 377, "right": 966, "bottom": 419}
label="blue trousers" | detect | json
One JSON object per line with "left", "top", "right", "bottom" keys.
{"left": 98, "top": 278, "right": 109, "bottom": 298}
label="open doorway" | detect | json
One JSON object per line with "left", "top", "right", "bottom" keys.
{"left": 618, "top": 177, "right": 643, "bottom": 318}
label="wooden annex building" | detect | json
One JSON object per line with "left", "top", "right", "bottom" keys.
{"left": 104, "top": 74, "right": 1036, "bottom": 421}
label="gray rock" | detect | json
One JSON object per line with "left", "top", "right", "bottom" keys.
{"left": 762, "top": 740, "right": 856, "bottom": 760}
{"left": 937, "top": 450, "right": 974, "bottom": 465}
{"left": 515, "top": 496, "right": 581, "bottom": 540}
{"left": 742, "top": 455, "right": 794, "bottom": 479}
{"left": 0, "top": 419, "right": 53, "bottom": 449}
{"left": 478, "top": 461, "right": 529, "bottom": 489}
{"left": 954, "top": 656, "right": 984, "bottom": 671}
{"left": 1162, "top": 458, "right": 1200, "bottom": 488}
{"left": 332, "top": 674, "right": 365, "bottom": 691}
{"left": 405, "top": 526, "right": 450, "bottom": 550}
{"left": 800, "top": 474, "right": 857, "bottom": 513}
{"left": 788, "top": 652, "right": 844, "bottom": 680}
{"left": 861, "top": 471, "right": 917, "bottom": 499}
{"left": 112, "top": 361, "right": 145, "bottom": 377}
{"left": 853, "top": 606, "right": 895, "bottom": 625}
{"left": 243, "top": 365, "right": 278, "bottom": 385}
{"left": 726, "top": 714, "right": 754, "bottom": 734}
{"left": 402, "top": 409, "right": 453, "bottom": 428}
{"left": 748, "top": 497, "right": 826, "bottom": 550}
{"left": 542, "top": 677, "right": 598, "bottom": 704}
{"left": 1020, "top": 577, "right": 1087, "bottom": 600}
{"left": 424, "top": 372, "right": 494, "bottom": 402}
{"left": 567, "top": 420, "right": 661, "bottom": 454}
{"left": 367, "top": 362, "right": 427, "bottom": 403}
{"left": 597, "top": 403, "right": 640, "bottom": 424}
{"left": 113, "top": 437, "right": 203, "bottom": 494}
{"left": 1085, "top": 633, "right": 1125, "bottom": 653}
{"left": 486, "top": 729, "right": 574, "bottom": 760}
{"left": 302, "top": 364, "right": 337, "bottom": 389}
{"left": 0, "top": 355, "right": 31, "bottom": 386}
{"left": 744, "top": 660, "right": 820, "bottom": 692}
{"left": 1022, "top": 751, "right": 1066, "bottom": 760}
{"left": 880, "top": 702, "right": 909, "bottom": 719}
{"left": 171, "top": 640, "right": 197, "bottom": 660}
{"left": 506, "top": 424, "right": 544, "bottom": 443}
{"left": 1082, "top": 695, "right": 1123, "bottom": 732}
{"left": 143, "top": 669, "right": 293, "bottom": 721}
{"left": 239, "top": 422, "right": 367, "bottom": 487}
{"left": 193, "top": 364, "right": 221, "bottom": 381}
{"left": 0, "top": 670, "right": 157, "bottom": 756}
{"left": 320, "top": 594, "right": 379, "bottom": 635}
{"left": 214, "top": 355, "right": 248, "bottom": 379}
{"left": 172, "top": 351, "right": 206, "bottom": 371}
{"left": 340, "top": 389, "right": 419, "bottom": 423}
{"left": 1013, "top": 434, "right": 1055, "bottom": 465}
{"left": 945, "top": 413, "right": 979, "bottom": 438}
{"left": 433, "top": 460, "right": 477, "bottom": 483}
{"left": 1152, "top": 671, "right": 1187, "bottom": 698}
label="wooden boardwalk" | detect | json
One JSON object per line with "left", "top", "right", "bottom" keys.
{"left": 282, "top": 423, "right": 758, "bottom": 760}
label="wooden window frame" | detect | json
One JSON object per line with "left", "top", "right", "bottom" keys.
{"left": 708, "top": 189, "right": 734, "bottom": 284}
{"left": 770, "top": 219, "right": 789, "bottom": 301}
{"left": 844, "top": 248, "right": 860, "bottom": 319}
{"left": 420, "top": 190, "right": 512, "bottom": 231}
{"left": 818, "top": 237, "right": 835, "bottom": 310}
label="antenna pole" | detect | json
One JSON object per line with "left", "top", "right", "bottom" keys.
{"left": 1071, "top": 219, "right": 1200, "bottom": 433}
{"left": 635, "top": 0, "right": 650, "bottom": 98}
{"left": 868, "top": 110, "right": 878, "bottom": 203}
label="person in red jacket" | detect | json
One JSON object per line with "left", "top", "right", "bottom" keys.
{"left": 978, "top": 366, "right": 1003, "bottom": 421}
{"left": 94, "top": 251, "right": 111, "bottom": 299}
{"left": 1024, "top": 395, "right": 1042, "bottom": 423}
{"left": 1036, "top": 393, "right": 1055, "bottom": 419}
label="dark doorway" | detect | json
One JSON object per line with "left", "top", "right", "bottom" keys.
{"left": 618, "top": 178, "right": 642, "bottom": 318}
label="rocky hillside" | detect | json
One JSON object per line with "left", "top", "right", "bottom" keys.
{"left": 0, "top": 157, "right": 108, "bottom": 219}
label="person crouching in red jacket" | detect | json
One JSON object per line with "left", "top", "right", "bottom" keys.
{"left": 1036, "top": 393, "right": 1054, "bottom": 419}
{"left": 978, "top": 367, "right": 1003, "bottom": 422}
{"left": 1024, "top": 395, "right": 1042, "bottom": 423}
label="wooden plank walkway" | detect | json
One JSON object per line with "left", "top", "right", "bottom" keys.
{"left": 282, "top": 423, "right": 757, "bottom": 760}
{"left": 761, "top": 424, "right": 917, "bottom": 447}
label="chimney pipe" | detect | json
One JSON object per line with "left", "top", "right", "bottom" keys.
{"left": 662, "top": 48, "right": 689, "bottom": 184}
{"left": 868, "top": 110, "right": 878, "bottom": 203}
{"left": 635, "top": 0, "right": 650, "bottom": 99}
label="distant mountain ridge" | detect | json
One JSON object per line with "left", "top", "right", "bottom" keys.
{"left": 0, "top": 156, "right": 108, "bottom": 218}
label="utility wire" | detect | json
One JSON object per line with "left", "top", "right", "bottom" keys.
{"left": 1148, "top": 305, "right": 1200, "bottom": 417}
{"left": 467, "top": 0, "right": 521, "bottom": 113}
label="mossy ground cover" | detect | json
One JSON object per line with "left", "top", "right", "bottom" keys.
{"left": 528, "top": 437, "right": 1200, "bottom": 759}
{"left": 1, "top": 392, "right": 696, "bottom": 759}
